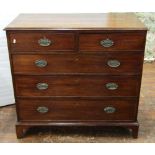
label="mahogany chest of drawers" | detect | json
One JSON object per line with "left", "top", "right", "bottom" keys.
{"left": 5, "top": 13, "right": 147, "bottom": 138}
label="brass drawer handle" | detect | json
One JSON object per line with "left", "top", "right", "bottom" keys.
{"left": 38, "top": 37, "right": 52, "bottom": 46}
{"left": 35, "top": 60, "right": 48, "bottom": 67}
{"left": 104, "top": 106, "right": 116, "bottom": 113}
{"left": 106, "top": 83, "right": 118, "bottom": 90}
{"left": 37, "top": 106, "right": 49, "bottom": 113}
{"left": 36, "top": 83, "right": 48, "bottom": 90}
{"left": 100, "top": 38, "right": 114, "bottom": 47}
{"left": 107, "top": 60, "right": 120, "bottom": 68}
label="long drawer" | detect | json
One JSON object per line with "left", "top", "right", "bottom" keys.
{"left": 14, "top": 75, "right": 140, "bottom": 97}
{"left": 9, "top": 31, "right": 75, "bottom": 52}
{"left": 79, "top": 32, "right": 146, "bottom": 51}
{"left": 17, "top": 98, "right": 138, "bottom": 121}
{"left": 12, "top": 52, "right": 143, "bottom": 74}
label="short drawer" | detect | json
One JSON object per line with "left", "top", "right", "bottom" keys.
{"left": 14, "top": 75, "right": 140, "bottom": 97}
{"left": 9, "top": 31, "right": 75, "bottom": 52}
{"left": 17, "top": 98, "right": 137, "bottom": 121}
{"left": 12, "top": 52, "right": 143, "bottom": 74}
{"left": 79, "top": 32, "right": 146, "bottom": 51}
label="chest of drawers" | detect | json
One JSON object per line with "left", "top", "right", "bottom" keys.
{"left": 5, "top": 13, "right": 147, "bottom": 138}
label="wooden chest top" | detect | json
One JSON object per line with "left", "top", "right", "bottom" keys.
{"left": 4, "top": 13, "right": 147, "bottom": 30}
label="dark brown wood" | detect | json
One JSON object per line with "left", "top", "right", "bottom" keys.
{"left": 16, "top": 125, "right": 30, "bottom": 139}
{"left": 15, "top": 121, "right": 139, "bottom": 138}
{"left": 4, "top": 13, "right": 147, "bottom": 30}
{"left": 5, "top": 13, "right": 147, "bottom": 138}
{"left": 6, "top": 31, "right": 22, "bottom": 122}
{"left": 9, "top": 31, "right": 76, "bottom": 52}
{"left": 130, "top": 125, "right": 139, "bottom": 138}
{"left": 14, "top": 75, "right": 140, "bottom": 97}
{"left": 79, "top": 32, "right": 146, "bottom": 51}
{"left": 17, "top": 98, "right": 137, "bottom": 121}
{"left": 12, "top": 52, "right": 143, "bottom": 75}
{"left": 2, "top": 62, "right": 155, "bottom": 142}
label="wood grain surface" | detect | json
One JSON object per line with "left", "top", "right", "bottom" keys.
{"left": 4, "top": 13, "right": 147, "bottom": 30}
{"left": 79, "top": 32, "right": 146, "bottom": 51}
{"left": 17, "top": 98, "right": 137, "bottom": 121}
{"left": 14, "top": 75, "right": 141, "bottom": 97}
{"left": 0, "top": 62, "right": 154, "bottom": 142}
{"left": 9, "top": 32, "right": 76, "bottom": 52}
{"left": 4, "top": 13, "right": 147, "bottom": 138}
{"left": 12, "top": 52, "right": 144, "bottom": 75}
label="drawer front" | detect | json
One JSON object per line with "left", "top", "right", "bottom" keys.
{"left": 9, "top": 32, "right": 75, "bottom": 52}
{"left": 17, "top": 98, "right": 137, "bottom": 121}
{"left": 14, "top": 75, "right": 140, "bottom": 97}
{"left": 12, "top": 52, "right": 143, "bottom": 74}
{"left": 79, "top": 32, "right": 146, "bottom": 51}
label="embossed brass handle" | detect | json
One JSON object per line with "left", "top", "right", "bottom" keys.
{"left": 37, "top": 106, "right": 49, "bottom": 113}
{"left": 100, "top": 38, "right": 114, "bottom": 47}
{"left": 107, "top": 60, "right": 120, "bottom": 68}
{"left": 106, "top": 83, "right": 118, "bottom": 90}
{"left": 104, "top": 106, "right": 116, "bottom": 113}
{"left": 38, "top": 37, "right": 52, "bottom": 46}
{"left": 35, "top": 60, "right": 47, "bottom": 67}
{"left": 36, "top": 83, "right": 48, "bottom": 90}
